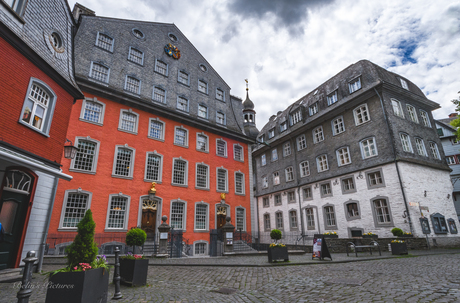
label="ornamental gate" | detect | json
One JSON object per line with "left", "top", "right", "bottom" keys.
{"left": 209, "top": 229, "right": 223, "bottom": 257}
{"left": 169, "top": 229, "right": 183, "bottom": 258}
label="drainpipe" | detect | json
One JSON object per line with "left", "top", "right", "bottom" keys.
{"left": 38, "top": 176, "right": 59, "bottom": 272}
{"left": 292, "top": 137, "right": 306, "bottom": 238}
{"left": 374, "top": 87, "right": 414, "bottom": 235}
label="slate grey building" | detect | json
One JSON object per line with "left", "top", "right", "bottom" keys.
{"left": 253, "top": 60, "right": 459, "bottom": 245}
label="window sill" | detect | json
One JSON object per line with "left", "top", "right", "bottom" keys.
{"left": 111, "top": 174, "right": 133, "bottom": 180}
{"left": 95, "top": 45, "right": 114, "bottom": 53}
{"left": 346, "top": 216, "right": 361, "bottom": 222}
{"left": 235, "top": 192, "right": 245, "bottom": 196}
{"left": 68, "top": 169, "right": 96, "bottom": 175}
{"left": 104, "top": 229, "right": 128, "bottom": 232}
{"left": 321, "top": 195, "right": 333, "bottom": 198}
{"left": 144, "top": 179, "right": 162, "bottom": 184}
{"left": 195, "top": 186, "right": 210, "bottom": 191}
{"left": 234, "top": 159, "right": 244, "bottom": 163}
{"left": 154, "top": 71, "right": 168, "bottom": 77}
{"left": 196, "top": 149, "right": 209, "bottom": 153}
{"left": 173, "top": 143, "right": 189, "bottom": 148}
{"left": 171, "top": 183, "right": 188, "bottom": 188}
{"left": 79, "top": 118, "right": 103, "bottom": 126}
{"left": 193, "top": 230, "right": 210, "bottom": 233}
{"left": 147, "top": 136, "right": 165, "bottom": 142}
{"left": 197, "top": 90, "right": 208, "bottom": 96}
{"left": 216, "top": 155, "right": 228, "bottom": 158}
{"left": 18, "top": 121, "right": 50, "bottom": 137}
{"left": 178, "top": 82, "right": 190, "bottom": 87}
{"left": 216, "top": 190, "right": 229, "bottom": 194}
{"left": 342, "top": 189, "right": 357, "bottom": 195}
{"left": 87, "top": 77, "right": 109, "bottom": 86}
{"left": 57, "top": 228, "right": 77, "bottom": 232}
{"left": 324, "top": 227, "right": 337, "bottom": 230}
{"left": 117, "top": 128, "right": 138, "bottom": 135}
{"left": 127, "top": 59, "right": 144, "bottom": 67}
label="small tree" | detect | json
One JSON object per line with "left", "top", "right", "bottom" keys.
{"left": 126, "top": 228, "right": 147, "bottom": 252}
{"left": 66, "top": 209, "right": 98, "bottom": 269}
{"left": 391, "top": 227, "right": 404, "bottom": 237}
{"left": 450, "top": 92, "right": 460, "bottom": 140}
{"left": 270, "top": 229, "right": 282, "bottom": 243}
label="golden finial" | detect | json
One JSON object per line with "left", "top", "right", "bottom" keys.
{"left": 149, "top": 182, "right": 156, "bottom": 195}
{"left": 220, "top": 192, "right": 226, "bottom": 200}
{"left": 245, "top": 79, "right": 248, "bottom": 91}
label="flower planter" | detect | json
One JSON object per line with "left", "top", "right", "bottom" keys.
{"left": 398, "top": 235, "right": 413, "bottom": 238}
{"left": 120, "top": 258, "right": 149, "bottom": 286}
{"left": 390, "top": 242, "right": 408, "bottom": 255}
{"left": 323, "top": 235, "right": 338, "bottom": 238}
{"left": 267, "top": 246, "right": 289, "bottom": 263}
{"left": 362, "top": 235, "right": 378, "bottom": 239}
{"left": 45, "top": 267, "right": 109, "bottom": 303}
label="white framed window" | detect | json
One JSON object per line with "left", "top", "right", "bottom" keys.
{"left": 216, "top": 88, "right": 225, "bottom": 101}
{"left": 128, "top": 47, "right": 144, "bottom": 65}
{"left": 290, "top": 110, "right": 302, "bottom": 126}
{"left": 415, "top": 138, "right": 428, "bottom": 156}
{"left": 332, "top": 116, "right": 345, "bottom": 135}
{"left": 275, "top": 211, "right": 284, "bottom": 230}
{"left": 198, "top": 105, "right": 208, "bottom": 119}
{"left": 89, "top": 62, "right": 110, "bottom": 83}
{"left": 299, "top": 161, "right": 310, "bottom": 177}
{"left": 196, "top": 133, "right": 209, "bottom": 152}
{"left": 271, "top": 148, "right": 278, "bottom": 161}
{"left": 177, "top": 96, "right": 189, "bottom": 112}
{"left": 309, "top": 102, "right": 318, "bottom": 116}
{"left": 174, "top": 126, "right": 188, "bottom": 147}
{"left": 70, "top": 137, "right": 100, "bottom": 174}
{"left": 172, "top": 157, "right": 188, "bottom": 186}
{"left": 305, "top": 208, "right": 315, "bottom": 230}
{"left": 152, "top": 86, "right": 166, "bottom": 103}
{"left": 273, "top": 171, "right": 280, "bottom": 185}
{"left": 341, "top": 177, "right": 356, "bottom": 194}
{"left": 194, "top": 202, "right": 209, "bottom": 231}
{"left": 4, "top": 0, "right": 26, "bottom": 15}
{"left": 170, "top": 200, "right": 186, "bottom": 230}
{"left": 194, "top": 242, "right": 208, "bottom": 255}
{"left": 105, "top": 194, "right": 130, "bottom": 230}
{"left": 178, "top": 70, "right": 189, "bottom": 85}
{"left": 195, "top": 163, "right": 209, "bottom": 190}
{"left": 366, "top": 169, "right": 385, "bottom": 189}
{"left": 268, "top": 128, "right": 275, "bottom": 139}
{"left": 236, "top": 207, "right": 246, "bottom": 231}
{"left": 216, "top": 112, "right": 226, "bottom": 125}
{"left": 144, "top": 152, "right": 163, "bottom": 182}
{"left": 320, "top": 182, "right": 332, "bottom": 197}
{"left": 447, "top": 156, "right": 457, "bottom": 165}
{"left": 216, "top": 139, "right": 227, "bottom": 157}
{"left": 316, "top": 154, "right": 329, "bottom": 172}
{"left": 235, "top": 172, "right": 245, "bottom": 195}
{"left": 429, "top": 142, "right": 441, "bottom": 159}
{"left": 96, "top": 32, "right": 114, "bottom": 52}
{"left": 59, "top": 189, "right": 92, "bottom": 229}
{"left": 400, "top": 78, "right": 409, "bottom": 90}
{"left": 297, "top": 135, "right": 307, "bottom": 151}
{"left": 391, "top": 99, "right": 404, "bottom": 118}
{"left": 148, "top": 118, "right": 165, "bottom": 141}
{"left": 360, "top": 137, "right": 378, "bottom": 159}
{"left": 234, "top": 144, "right": 244, "bottom": 161}
{"left": 280, "top": 121, "right": 287, "bottom": 132}
{"left": 118, "top": 109, "right": 139, "bottom": 134}
{"left": 348, "top": 77, "right": 361, "bottom": 93}
{"left": 262, "top": 176, "right": 268, "bottom": 188}
{"left": 283, "top": 142, "right": 291, "bottom": 157}
{"left": 261, "top": 154, "right": 266, "bottom": 166}
{"left": 327, "top": 90, "right": 338, "bottom": 105}
{"left": 285, "top": 166, "right": 294, "bottom": 182}
{"left": 324, "top": 205, "right": 337, "bottom": 229}
{"left": 216, "top": 167, "right": 228, "bottom": 192}
{"left": 80, "top": 98, "right": 105, "bottom": 125}
{"left": 353, "top": 104, "right": 370, "bottom": 125}
{"left": 198, "top": 80, "right": 208, "bottom": 94}
{"left": 336, "top": 147, "right": 351, "bottom": 166}
{"left": 400, "top": 133, "right": 413, "bottom": 153}
{"left": 420, "top": 110, "right": 432, "bottom": 127}
{"left": 407, "top": 104, "right": 419, "bottom": 123}
{"left": 19, "top": 79, "right": 56, "bottom": 135}
{"left": 155, "top": 59, "right": 168, "bottom": 76}
{"left": 124, "top": 75, "right": 141, "bottom": 94}
{"left": 112, "top": 145, "right": 135, "bottom": 179}
{"left": 313, "top": 126, "right": 324, "bottom": 143}
{"left": 371, "top": 198, "right": 393, "bottom": 227}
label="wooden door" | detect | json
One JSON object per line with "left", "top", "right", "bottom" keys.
{"left": 141, "top": 209, "right": 156, "bottom": 233}
{"left": 217, "top": 214, "right": 226, "bottom": 229}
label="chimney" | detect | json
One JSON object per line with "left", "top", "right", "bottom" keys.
{"left": 72, "top": 3, "right": 96, "bottom": 23}
{"left": 449, "top": 113, "right": 458, "bottom": 118}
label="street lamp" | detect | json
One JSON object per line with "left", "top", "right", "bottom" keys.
{"left": 63, "top": 139, "right": 78, "bottom": 159}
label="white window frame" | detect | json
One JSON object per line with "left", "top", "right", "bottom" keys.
{"left": 105, "top": 193, "right": 131, "bottom": 231}
{"left": 327, "top": 90, "right": 338, "bottom": 106}
{"left": 128, "top": 46, "right": 144, "bottom": 65}
{"left": 420, "top": 110, "right": 432, "bottom": 127}
{"left": 4, "top": 0, "right": 26, "bottom": 15}
{"left": 415, "top": 138, "right": 428, "bottom": 156}
{"left": 112, "top": 144, "right": 136, "bottom": 179}
{"left": 198, "top": 79, "right": 208, "bottom": 94}
{"left": 429, "top": 142, "right": 441, "bottom": 159}
{"left": 273, "top": 171, "right": 280, "bottom": 185}
{"left": 174, "top": 126, "right": 189, "bottom": 148}
{"left": 216, "top": 111, "right": 226, "bottom": 126}
{"left": 152, "top": 86, "right": 166, "bottom": 103}
{"left": 332, "top": 116, "right": 345, "bottom": 136}
{"left": 400, "top": 133, "right": 413, "bottom": 153}
{"left": 297, "top": 135, "right": 307, "bottom": 151}
{"left": 348, "top": 77, "right": 361, "bottom": 93}
{"left": 148, "top": 118, "right": 165, "bottom": 141}
{"left": 178, "top": 70, "right": 190, "bottom": 86}
{"left": 171, "top": 157, "right": 188, "bottom": 186}
{"left": 309, "top": 103, "right": 318, "bottom": 116}
{"left": 233, "top": 144, "right": 244, "bottom": 162}
{"left": 216, "top": 139, "right": 227, "bottom": 157}
{"left": 196, "top": 132, "right": 209, "bottom": 153}
{"left": 285, "top": 166, "right": 294, "bottom": 182}
{"left": 19, "top": 78, "right": 57, "bottom": 135}
{"left": 447, "top": 156, "right": 457, "bottom": 165}
{"left": 79, "top": 97, "right": 106, "bottom": 126}
{"left": 124, "top": 75, "right": 141, "bottom": 95}
{"left": 280, "top": 121, "right": 288, "bottom": 132}
{"left": 170, "top": 199, "right": 187, "bottom": 230}
{"left": 235, "top": 206, "right": 246, "bottom": 231}
{"left": 70, "top": 137, "right": 100, "bottom": 174}
{"left": 195, "top": 162, "right": 209, "bottom": 190}
{"left": 216, "top": 88, "right": 225, "bottom": 101}
{"left": 144, "top": 151, "right": 163, "bottom": 183}
{"left": 118, "top": 109, "right": 139, "bottom": 135}
{"left": 95, "top": 32, "right": 114, "bottom": 52}
{"left": 391, "top": 99, "right": 405, "bottom": 118}
{"left": 353, "top": 103, "right": 370, "bottom": 126}
{"left": 216, "top": 167, "right": 228, "bottom": 192}
{"left": 176, "top": 96, "right": 189, "bottom": 112}
{"left": 299, "top": 161, "right": 310, "bottom": 177}
{"left": 198, "top": 104, "right": 208, "bottom": 119}
{"left": 262, "top": 176, "right": 268, "bottom": 188}
{"left": 290, "top": 110, "right": 302, "bottom": 126}
{"left": 360, "top": 137, "right": 378, "bottom": 159}
{"left": 235, "top": 171, "right": 245, "bottom": 195}
{"left": 268, "top": 128, "right": 275, "bottom": 139}
{"left": 336, "top": 147, "right": 351, "bottom": 166}
{"left": 89, "top": 61, "right": 110, "bottom": 83}
{"left": 407, "top": 104, "right": 419, "bottom": 123}
{"left": 194, "top": 202, "right": 209, "bottom": 231}
{"left": 283, "top": 142, "right": 291, "bottom": 157}
{"left": 155, "top": 59, "right": 168, "bottom": 76}
{"left": 313, "top": 126, "right": 324, "bottom": 144}
{"left": 316, "top": 154, "right": 329, "bottom": 172}
{"left": 261, "top": 154, "right": 266, "bottom": 166}
{"left": 400, "top": 78, "right": 409, "bottom": 90}
{"left": 271, "top": 148, "right": 278, "bottom": 162}
{"left": 194, "top": 241, "right": 208, "bottom": 255}
{"left": 58, "top": 189, "right": 92, "bottom": 230}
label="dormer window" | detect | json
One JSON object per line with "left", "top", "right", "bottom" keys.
{"left": 309, "top": 103, "right": 318, "bottom": 116}
{"left": 268, "top": 128, "right": 275, "bottom": 139}
{"left": 400, "top": 79, "right": 409, "bottom": 90}
{"left": 349, "top": 77, "right": 362, "bottom": 93}
{"left": 290, "top": 110, "right": 302, "bottom": 126}
{"left": 327, "top": 91, "right": 338, "bottom": 106}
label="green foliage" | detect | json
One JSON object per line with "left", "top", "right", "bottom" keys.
{"left": 391, "top": 227, "right": 404, "bottom": 237}
{"left": 270, "top": 229, "right": 282, "bottom": 242}
{"left": 66, "top": 209, "right": 99, "bottom": 268}
{"left": 126, "top": 228, "right": 147, "bottom": 247}
{"left": 451, "top": 94, "right": 460, "bottom": 140}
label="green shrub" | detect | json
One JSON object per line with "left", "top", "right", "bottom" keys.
{"left": 66, "top": 209, "right": 98, "bottom": 268}
{"left": 126, "top": 228, "right": 147, "bottom": 249}
{"left": 391, "top": 227, "right": 404, "bottom": 237}
{"left": 270, "top": 229, "right": 282, "bottom": 242}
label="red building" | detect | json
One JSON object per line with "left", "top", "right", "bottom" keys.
{"left": 46, "top": 6, "right": 256, "bottom": 256}
{"left": 0, "top": 0, "right": 83, "bottom": 269}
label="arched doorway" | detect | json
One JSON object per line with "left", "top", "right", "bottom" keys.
{"left": 216, "top": 204, "right": 227, "bottom": 229}
{"left": 141, "top": 198, "right": 158, "bottom": 241}
{"left": 0, "top": 169, "right": 35, "bottom": 269}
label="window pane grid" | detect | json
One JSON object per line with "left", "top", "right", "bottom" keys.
{"left": 216, "top": 89, "right": 224, "bottom": 100}
{"left": 114, "top": 148, "right": 132, "bottom": 176}
{"left": 83, "top": 101, "right": 102, "bottom": 123}
{"left": 153, "top": 87, "right": 165, "bottom": 103}
{"left": 325, "top": 206, "right": 336, "bottom": 226}
{"left": 235, "top": 173, "right": 243, "bottom": 193}
{"left": 276, "top": 212, "right": 283, "bottom": 229}
{"left": 97, "top": 33, "right": 113, "bottom": 51}
{"left": 355, "top": 105, "right": 369, "bottom": 125}
{"left": 91, "top": 63, "right": 109, "bottom": 82}
{"left": 198, "top": 105, "right": 207, "bottom": 118}
{"left": 290, "top": 211, "right": 298, "bottom": 228}
{"left": 171, "top": 202, "right": 184, "bottom": 229}
{"left": 196, "top": 165, "right": 208, "bottom": 188}
{"left": 236, "top": 208, "right": 244, "bottom": 230}
{"left": 173, "top": 160, "right": 186, "bottom": 184}
{"left": 107, "top": 196, "right": 127, "bottom": 229}
{"left": 284, "top": 142, "right": 291, "bottom": 156}
{"left": 374, "top": 199, "right": 391, "bottom": 223}
{"left": 29, "top": 84, "right": 49, "bottom": 106}
{"left": 198, "top": 80, "right": 207, "bottom": 93}
{"left": 362, "top": 138, "right": 376, "bottom": 158}
{"left": 197, "top": 135, "right": 207, "bottom": 151}
{"left": 369, "top": 172, "right": 382, "bottom": 186}
{"left": 217, "top": 140, "right": 226, "bottom": 156}
{"left": 195, "top": 204, "right": 207, "bottom": 230}
{"left": 343, "top": 178, "right": 355, "bottom": 191}
{"left": 317, "top": 155, "right": 328, "bottom": 172}
{"left": 125, "top": 76, "right": 140, "bottom": 94}
{"left": 128, "top": 48, "right": 143, "bottom": 64}
{"left": 73, "top": 140, "right": 96, "bottom": 171}
{"left": 120, "top": 112, "right": 136, "bottom": 132}
{"left": 234, "top": 145, "right": 243, "bottom": 161}
{"left": 195, "top": 243, "right": 206, "bottom": 255}
{"left": 300, "top": 161, "right": 310, "bottom": 177}
{"left": 217, "top": 112, "right": 225, "bottom": 125}
{"left": 333, "top": 117, "right": 345, "bottom": 134}
{"left": 177, "top": 97, "right": 188, "bottom": 111}
{"left": 286, "top": 167, "right": 294, "bottom": 181}
{"left": 175, "top": 129, "right": 187, "bottom": 146}
{"left": 306, "top": 208, "right": 314, "bottom": 228}
{"left": 146, "top": 154, "right": 160, "bottom": 180}
{"left": 178, "top": 71, "right": 188, "bottom": 85}
{"left": 149, "top": 120, "right": 163, "bottom": 139}
{"left": 62, "top": 193, "right": 88, "bottom": 228}
{"left": 338, "top": 148, "right": 351, "bottom": 165}
{"left": 217, "top": 169, "right": 227, "bottom": 191}
{"left": 155, "top": 60, "right": 167, "bottom": 75}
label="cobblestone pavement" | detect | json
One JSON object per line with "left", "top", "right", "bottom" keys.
{"left": 2, "top": 252, "right": 460, "bottom": 302}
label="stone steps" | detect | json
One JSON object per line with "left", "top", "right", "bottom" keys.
{"left": 0, "top": 268, "right": 22, "bottom": 283}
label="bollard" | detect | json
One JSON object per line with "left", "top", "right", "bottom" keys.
{"left": 112, "top": 247, "right": 123, "bottom": 300}
{"left": 17, "top": 251, "right": 38, "bottom": 303}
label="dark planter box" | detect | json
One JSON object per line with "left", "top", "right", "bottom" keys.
{"left": 323, "top": 235, "right": 338, "bottom": 238}
{"left": 45, "top": 267, "right": 109, "bottom": 303}
{"left": 120, "top": 258, "right": 149, "bottom": 286}
{"left": 398, "top": 235, "right": 413, "bottom": 238}
{"left": 267, "top": 246, "right": 289, "bottom": 263}
{"left": 362, "top": 235, "right": 378, "bottom": 239}
{"left": 391, "top": 242, "right": 408, "bottom": 255}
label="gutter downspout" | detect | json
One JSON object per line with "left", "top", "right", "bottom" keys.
{"left": 374, "top": 87, "right": 414, "bottom": 235}
{"left": 292, "top": 137, "right": 306, "bottom": 239}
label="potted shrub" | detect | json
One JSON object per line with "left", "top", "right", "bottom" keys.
{"left": 362, "top": 232, "right": 378, "bottom": 239}
{"left": 45, "top": 210, "right": 109, "bottom": 303}
{"left": 390, "top": 240, "right": 408, "bottom": 255}
{"left": 120, "top": 227, "right": 149, "bottom": 286}
{"left": 399, "top": 232, "right": 413, "bottom": 238}
{"left": 323, "top": 231, "right": 338, "bottom": 238}
{"left": 391, "top": 227, "right": 404, "bottom": 237}
{"left": 267, "top": 229, "right": 288, "bottom": 263}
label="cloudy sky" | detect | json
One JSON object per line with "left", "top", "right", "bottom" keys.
{"left": 68, "top": 0, "right": 460, "bottom": 129}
